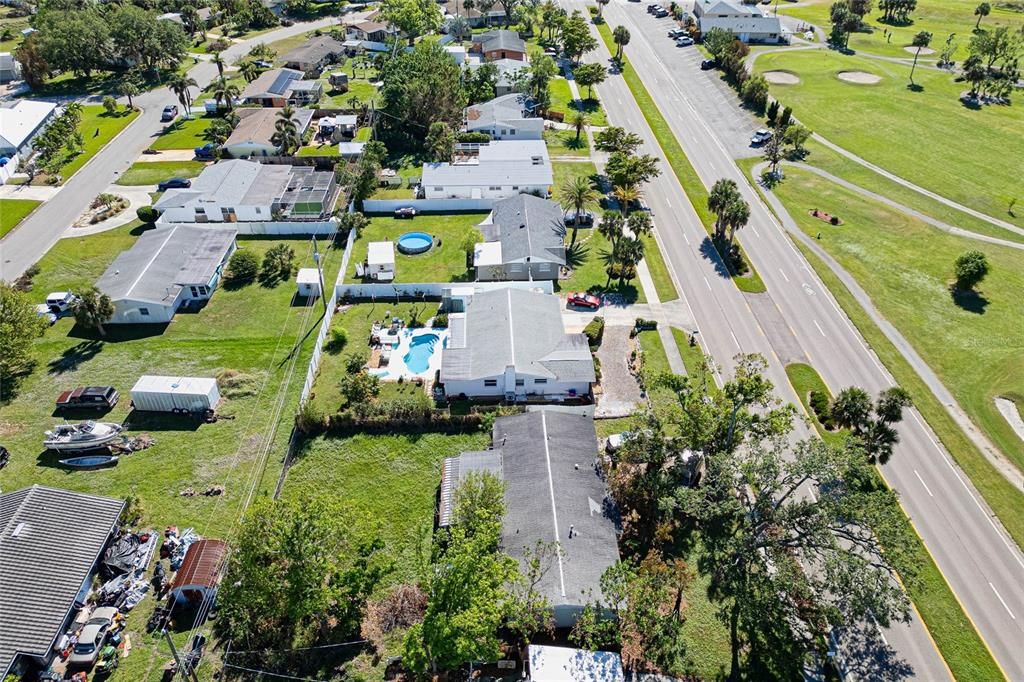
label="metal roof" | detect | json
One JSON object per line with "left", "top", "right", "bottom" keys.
{"left": 0, "top": 486, "right": 124, "bottom": 676}
{"left": 528, "top": 645, "right": 624, "bottom": 682}
{"left": 481, "top": 194, "right": 566, "bottom": 265}
{"left": 698, "top": 14, "right": 783, "bottom": 34}
{"left": 171, "top": 539, "right": 228, "bottom": 591}
{"left": 96, "top": 225, "right": 237, "bottom": 305}
{"left": 367, "top": 241, "right": 395, "bottom": 266}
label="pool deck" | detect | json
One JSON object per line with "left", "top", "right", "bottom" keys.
{"left": 369, "top": 326, "right": 449, "bottom": 381}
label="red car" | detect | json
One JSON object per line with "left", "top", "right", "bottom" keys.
{"left": 567, "top": 292, "right": 602, "bottom": 309}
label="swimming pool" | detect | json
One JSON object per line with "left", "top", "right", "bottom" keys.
{"left": 397, "top": 231, "right": 433, "bottom": 255}
{"left": 403, "top": 332, "right": 443, "bottom": 374}
{"left": 370, "top": 328, "right": 449, "bottom": 380}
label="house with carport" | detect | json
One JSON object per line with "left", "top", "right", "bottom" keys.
{"left": 421, "top": 140, "right": 552, "bottom": 200}
{"left": 241, "top": 68, "right": 323, "bottom": 107}
{"left": 0, "top": 99, "right": 58, "bottom": 184}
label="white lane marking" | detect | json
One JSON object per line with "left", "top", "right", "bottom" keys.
{"left": 779, "top": 268, "right": 789, "bottom": 283}
{"left": 871, "top": 616, "right": 889, "bottom": 646}
{"left": 751, "top": 225, "right": 760, "bottom": 237}
{"left": 666, "top": 198, "right": 671, "bottom": 208}
{"left": 813, "top": 320, "right": 826, "bottom": 337}
{"left": 989, "top": 582, "right": 1016, "bottom": 620}
{"left": 913, "top": 469, "right": 933, "bottom": 497}
{"left": 703, "top": 276, "right": 711, "bottom": 291}
{"left": 730, "top": 330, "right": 740, "bottom": 349}
{"left": 802, "top": 283, "right": 815, "bottom": 296}
{"left": 683, "top": 232, "right": 690, "bottom": 245}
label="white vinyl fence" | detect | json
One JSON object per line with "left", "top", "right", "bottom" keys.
{"left": 336, "top": 279, "right": 553, "bottom": 300}
{"left": 362, "top": 198, "right": 495, "bottom": 214}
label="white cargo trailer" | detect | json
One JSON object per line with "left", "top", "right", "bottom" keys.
{"left": 130, "top": 376, "right": 221, "bottom": 413}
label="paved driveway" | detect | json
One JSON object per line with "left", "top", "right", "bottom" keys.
{"left": 595, "top": 324, "right": 642, "bottom": 418}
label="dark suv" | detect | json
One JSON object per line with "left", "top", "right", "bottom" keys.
{"left": 56, "top": 386, "right": 119, "bottom": 411}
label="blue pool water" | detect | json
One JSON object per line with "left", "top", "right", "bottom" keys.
{"left": 397, "top": 232, "right": 433, "bottom": 254}
{"left": 403, "top": 333, "right": 441, "bottom": 374}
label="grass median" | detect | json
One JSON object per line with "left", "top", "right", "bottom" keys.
{"left": 595, "top": 21, "right": 766, "bottom": 294}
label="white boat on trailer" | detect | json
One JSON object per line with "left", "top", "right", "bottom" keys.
{"left": 44, "top": 421, "right": 124, "bottom": 452}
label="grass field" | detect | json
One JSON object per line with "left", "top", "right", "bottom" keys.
{"left": 151, "top": 115, "right": 218, "bottom": 150}
{"left": 777, "top": 0, "right": 1024, "bottom": 61}
{"left": 553, "top": 159, "right": 601, "bottom": 198}
{"left": 544, "top": 127, "right": 590, "bottom": 157}
{"left": 49, "top": 107, "right": 139, "bottom": 182}
{"left": 116, "top": 161, "right": 208, "bottom": 186}
{"left": 0, "top": 198, "right": 42, "bottom": 238}
{"left": 595, "top": 21, "right": 767, "bottom": 294}
{"left": 344, "top": 214, "right": 486, "bottom": 283}
{"left": 754, "top": 50, "right": 1024, "bottom": 228}
{"left": 560, "top": 227, "right": 645, "bottom": 303}
{"left": 548, "top": 76, "right": 609, "bottom": 127}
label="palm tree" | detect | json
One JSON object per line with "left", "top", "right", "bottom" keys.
{"left": 272, "top": 105, "right": 301, "bottom": 155}
{"left": 612, "top": 25, "right": 630, "bottom": 62}
{"left": 449, "top": 14, "right": 470, "bottom": 41}
{"left": 240, "top": 61, "right": 260, "bottom": 83}
{"left": 707, "top": 178, "right": 740, "bottom": 241}
{"left": 212, "top": 76, "right": 240, "bottom": 111}
{"left": 974, "top": 2, "right": 990, "bottom": 30}
{"left": 724, "top": 197, "right": 751, "bottom": 248}
{"left": 626, "top": 211, "right": 652, "bottom": 239}
{"left": 614, "top": 235, "right": 645, "bottom": 284}
{"left": 212, "top": 51, "right": 226, "bottom": 77}
{"left": 909, "top": 31, "right": 932, "bottom": 87}
{"left": 168, "top": 74, "right": 198, "bottom": 119}
{"left": 596, "top": 0, "right": 609, "bottom": 18}
{"left": 598, "top": 211, "right": 624, "bottom": 253}
{"left": 571, "top": 110, "right": 589, "bottom": 143}
{"left": 72, "top": 287, "right": 114, "bottom": 337}
{"left": 560, "top": 176, "right": 598, "bottom": 247}
{"left": 117, "top": 78, "right": 140, "bottom": 110}
{"left": 613, "top": 184, "right": 638, "bottom": 215}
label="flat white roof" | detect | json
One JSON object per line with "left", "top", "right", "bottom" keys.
{"left": 367, "top": 241, "right": 395, "bottom": 266}
{"left": 131, "top": 375, "right": 218, "bottom": 396}
{"left": 296, "top": 267, "right": 319, "bottom": 284}
{"left": 528, "top": 645, "right": 624, "bottom": 682}
{"left": 473, "top": 240, "right": 502, "bottom": 267}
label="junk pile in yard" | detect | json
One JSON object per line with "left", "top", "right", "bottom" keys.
{"left": 163, "top": 526, "right": 201, "bottom": 570}
{"left": 96, "top": 531, "right": 158, "bottom": 612}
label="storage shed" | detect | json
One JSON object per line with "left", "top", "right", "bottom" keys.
{"left": 366, "top": 241, "right": 395, "bottom": 281}
{"left": 130, "top": 376, "right": 220, "bottom": 413}
{"left": 296, "top": 268, "right": 321, "bottom": 297}
{"left": 169, "top": 539, "right": 228, "bottom": 605}
{"left": 527, "top": 645, "right": 623, "bottom": 682}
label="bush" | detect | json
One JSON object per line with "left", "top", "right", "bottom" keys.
{"left": 829, "top": 215, "right": 840, "bottom": 225}
{"left": 634, "top": 317, "right": 658, "bottom": 331}
{"left": 136, "top": 205, "right": 158, "bottom": 223}
{"left": 260, "top": 243, "right": 296, "bottom": 283}
{"left": 808, "top": 390, "right": 833, "bottom": 429}
{"left": 433, "top": 312, "right": 449, "bottom": 328}
{"left": 953, "top": 250, "right": 989, "bottom": 290}
{"left": 593, "top": 354, "right": 602, "bottom": 383}
{"left": 225, "top": 249, "right": 260, "bottom": 286}
{"left": 583, "top": 316, "right": 605, "bottom": 349}
{"left": 325, "top": 327, "right": 348, "bottom": 354}
{"left": 457, "top": 131, "right": 491, "bottom": 143}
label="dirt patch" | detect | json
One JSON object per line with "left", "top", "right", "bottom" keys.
{"left": 808, "top": 208, "right": 843, "bottom": 225}
{"left": 0, "top": 421, "right": 25, "bottom": 437}
{"left": 837, "top": 70, "right": 882, "bottom": 84}
{"left": 764, "top": 70, "right": 801, "bottom": 85}
{"left": 904, "top": 45, "right": 935, "bottom": 55}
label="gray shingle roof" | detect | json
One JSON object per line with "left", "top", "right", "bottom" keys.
{"left": 97, "top": 225, "right": 237, "bottom": 304}
{"left": 225, "top": 107, "right": 314, "bottom": 150}
{"left": 482, "top": 194, "right": 566, "bottom": 266}
{"left": 241, "top": 67, "right": 305, "bottom": 99}
{"left": 0, "top": 486, "right": 125, "bottom": 676}
{"left": 441, "top": 411, "right": 618, "bottom": 607}
{"left": 440, "top": 288, "right": 594, "bottom": 382}
{"left": 475, "top": 29, "right": 526, "bottom": 54}
{"left": 464, "top": 93, "right": 533, "bottom": 130}
{"left": 281, "top": 35, "right": 347, "bottom": 65}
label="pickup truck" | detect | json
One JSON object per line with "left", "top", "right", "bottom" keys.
{"left": 56, "top": 386, "right": 120, "bottom": 411}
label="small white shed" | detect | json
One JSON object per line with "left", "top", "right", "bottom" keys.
{"left": 366, "top": 241, "right": 395, "bottom": 281}
{"left": 130, "top": 375, "right": 221, "bottom": 413}
{"left": 296, "top": 268, "right": 321, "bottom": 297}
{"left": 527, "top": 645, "right": 624, "bottom": 682}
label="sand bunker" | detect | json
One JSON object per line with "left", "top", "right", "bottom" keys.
{"left": 837, "top": 70, "right": 882, "bottom": 84}
{"left": 904, "top": 45, "right": 935, "bottom": 55}
{"left": 764, "top": 70, "right": 800, "bottom": 85}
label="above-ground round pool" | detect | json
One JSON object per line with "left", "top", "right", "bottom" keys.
{"left": 397, "top": 231, "right": 433, "bottom": 255}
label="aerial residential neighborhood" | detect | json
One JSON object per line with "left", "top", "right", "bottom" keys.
{"left": 0, "top": 0, "right": 1022, "bottom": 680}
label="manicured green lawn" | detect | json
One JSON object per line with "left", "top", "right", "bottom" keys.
{"left": 641, "top": 233, "right": 678, "bottom": 302}
{"left": 778, "top": 0, "right": 1023, "bottom": 61}
{"left": 552, "top": 160, "right": 601, "bottom": 201}
{"left": 755, "top": 50, "right": 1024, "bottom": 228}
{"left": 116, "top": 160, "right": 208, "bottom": 186}
{"left": 595, "top": 22, "right": 766, "bottom": 294}
{"left": 670, "top": 327, "right": 716, "bottom": 388}
{"left": 194, "top": 75, "right": 246, "bottom": 105}
{"left": 344, "top": 214, "right": 486, "bottom": 283}
{"left": 297, "top": 142, "right": 341, "bottom": 157}
{"left": 150, "top": 115, "right": 217, "bottom": 150}
{"left": 548, "top": 76, "right": 609, "bottom": 127}
{"left": 544, "top": 127, "right": 590, "bottom": 157}
{"left": 49, "top": 107, "right": 139, "bottom": 182}
{"left": 0, "top": 198, "right": 42, "bottom": 238}
{"left": 355, "top": 126, "right": 372, "bottom": 141}
{"left": 371, "top": 158, "right": 422, "bottom": 199}
{"left": 560, "top": 226, "right": 645, "bottom": 303}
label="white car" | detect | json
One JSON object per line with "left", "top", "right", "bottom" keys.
{"left": 45, "top": 291, "right": 79, "bottom": 315}
{"left": 676, "top": 35, "right": 694, "bottom": 46}
{"left": 68, "top": 606, "right": 119, "bottom": 668}
{"left": 35, "top": 303, "right": 57, "bottom": 325}
{"left": 750, "top": 129, "right": 773, "bottom": 145}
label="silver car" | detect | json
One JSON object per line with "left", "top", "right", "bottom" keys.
{"left": 68, "top": 607, "right": 119, "bottom": 668}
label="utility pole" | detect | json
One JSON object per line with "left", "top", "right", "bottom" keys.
{"left": 312, "top": 235, "right": 328, "bottom": 316}
{"left": 163, "top": 629, "right": 198, "bottom": 682}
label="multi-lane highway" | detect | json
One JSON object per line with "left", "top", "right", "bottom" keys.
{"left": 569, "top": 0, "right": 1024, "bottom": 677}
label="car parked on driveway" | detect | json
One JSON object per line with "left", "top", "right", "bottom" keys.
{"left": 194, "top": 143, "right": 217, "bottom": 160}
{"left": 563, "top": 210, "right": 594, "bottom": 227}
{"left": 158, "top": 177, "right": 192, "bottom": 191}
{"left": 35, "top": 304, "right": 57, "bottom": 325}
{"left": 68, "top": 607, "right": 119, "bottom": 668}
{"left": 160, "top": 105, "right": 178, "bottom": 122}
{"left": 394, "top": 207, "right": 416, "bottom": 219}
{"left": 567, "top": 292, "right": 602, "bottom": 309}
{"left": 750, "top": 129, "right": 773, "bottom": 145}
{"left": 45, "top": 291, "right": 79, "bottom": 315}
{"left": 56, "top": 386, "right": 120, "bottom": 411}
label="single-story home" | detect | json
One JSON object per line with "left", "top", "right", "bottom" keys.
{"left": 440, "top": 411, "right": 617, "bottom": 627}
{"left": 281, "top": 35, "right": 348, "bottom": 74}
{"left": 694, "top": 0, "right": 787, "bottom": 43}
{"left": 439, "top": 287, "right": 594, "bottom": 400}
{"left": 96, "top": 224, "right": 237, "bottom": 324}
{"left": 240, "top": 68, "right": 323, "bottom": 107}
{"left": 442, "top": 0, "right": 504, "bottom": 27}
{"left": 421, "top": 140, "right": 552, "bottom": 200}
{"left": 0, "top": 486, "right": 125, "bottom": 678}
{"left": 474, "top": 194, "right": 565, "bottom": 281}
{"left": 0, "top": 52, "right": 22, "bottom": 83}
{"left": 463, "top": 93, "right": 542, "bottom": 140}
{"left": 528, "top": 645, "right": 624, "bottom": 682}
{"left": 0, "top": 99, "right": 58, "bottom": 184}
{"left": 169, "top": 539, "right": 229, "bottom": 605}
{"left": 154, "top": 159, "right": 338, "bottom": 222}
{"left": 222, "top": 107, "right": 314, "bottom": 158}
{"left": 345, "top": 20, "right": 395, "bottom": 43}
{"left": 471, "top": 29, "right": 527, "bottom": 62}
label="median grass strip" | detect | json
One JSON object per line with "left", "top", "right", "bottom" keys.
{"left": 595, "top": 21, "right": 766, "bottom": 294}
{"left": 0, "top": 198, "right": 42, "bottom": 238}
{"left": 642, "top": 234, "right": 679, "bottom": 302}
{"left": 781, "top": 360, "right": 1002, "bottom": 681}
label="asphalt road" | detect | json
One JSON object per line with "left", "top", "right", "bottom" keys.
{"left": 575, "top": 0, "right": 1024, "bottom": 677}
{"left": 0, "top": 17, "right": 341, "bottom": 282}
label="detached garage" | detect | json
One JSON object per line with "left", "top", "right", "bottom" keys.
{"left": 131, "top": 376, "right": 220, "bottom": 413}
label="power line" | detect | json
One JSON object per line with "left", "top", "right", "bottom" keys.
{"left": 222, "top": 663, "right": 331, "bottom": 681}
{"left": 224, "top": 639, "right": 368, "bottom": 656}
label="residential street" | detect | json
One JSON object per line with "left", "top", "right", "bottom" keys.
{"left": 0, "top": 17, "right": 340, "bottom": 282}
{"left": 572, "top": 0, "right": 1024, "bottom": 677}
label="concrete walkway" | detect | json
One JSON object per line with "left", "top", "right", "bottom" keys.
{"left": 995, "top": 398, "right": 1024, "bottom": 445}
{"left": 133, "top": 149, "right": 200, "bottom": 162}
{"left": 751, "top": 161, "right": 1024, "bottom": 491}
{"left": 0, "top": 184, "right": 62, "bottom": 201}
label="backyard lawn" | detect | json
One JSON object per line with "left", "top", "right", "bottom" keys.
{"left": 548, "top": 76, "right": 609, "bottom": 127}
{"left": 560, "top": 227, "right": 645, "bottom": 304}
{"left": 49, "top": 107, "right": 139, "bottom": 182}
{"left": 552, "top": 160, "right": 601, "bottom": 199}
{"left": 754, "top": 50, "right": 1024, "bottom": 228}
{"left": 116, "top": 160, "right": 208, "bottom": 186}
{"left": 0, "top": 198, "right": 42, "bottom": 238}
{"left": 544, "top": 127, "right": 590, "bottom": 157}
{"left": 344, "top": 214, "right": 486, "bottom": 283}
{"left": 150, "top": 115, "right": 218, "bottom": 150}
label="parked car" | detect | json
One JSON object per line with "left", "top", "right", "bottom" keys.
{"left": 160, "top": 105, "right": 178, "bottom": 122}
{"left": 567, "top": 292, "right": 602, "bottom": 309}
{"left": 563, "top": 210, "right": 594, "bottom": 227}
{"left": 394, "top": 207, "right": 416, "bottom": 219}
{"left": 34, "top": 303, "right": 57, "bottom": 325}
{"left": 56, "top": 386, "right": 120, "bottom": 411}
{"left": 750, "top": 129, "right": 773, "bottom": 145}
{"left": 701, "top": 58, "right": 717, "bottom": 70}
{"left": 194, "top": 143, "right": 217, "bottom": 160}
{"left": 647, "top": 4, "right": 661, "bottom": 12}
{"left": 676, "top": 35, "right": 694, "bottom": 46}
{"left": 654, "top": 8, "right": 670, "bottom": 17}
{"left": 668, "top": 28, "right": 686, "bottom": 38}
{"left": 158, "top": 177, "right": 192, "bottom": 191}
{"left": 68, "top": 607, "right": 119, "bottom": 668}
{"left": 45, "top": 291, "right": 78, "bottom": 315}
{"left": 253, "top": 59, "right": 273, "bottom": 69}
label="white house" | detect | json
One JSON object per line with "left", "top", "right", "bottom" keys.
{"left": 421, "top": 140, "right": 552, "bottom": 200}
{"left": 474, "top": 194, "right": 565, "bottom": 281}
{"left": 0, "top": 53, "right": 21, "bottom": 83}
{"left": 96, "top": 224, "right": 237, "bottom": 324}
{"left": 694, "top": 0, "right": 787, "bottom": 43}
{"left": 154, "top": 160, "right": 337, "bottom": 222}
{"left": 463, "top": 93, "right": 542, "bottom": 140}
{"left": 439, "top": 287, "right": 593, "bottom": 400}
{"left": 0, "top": 99, "right": 58, "bottom": 184}
{"left": 364, "top": 241, "right": 395, "bottom": 281}
{"left": 222, "top": 107, "right": 314, "bottom": 158}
